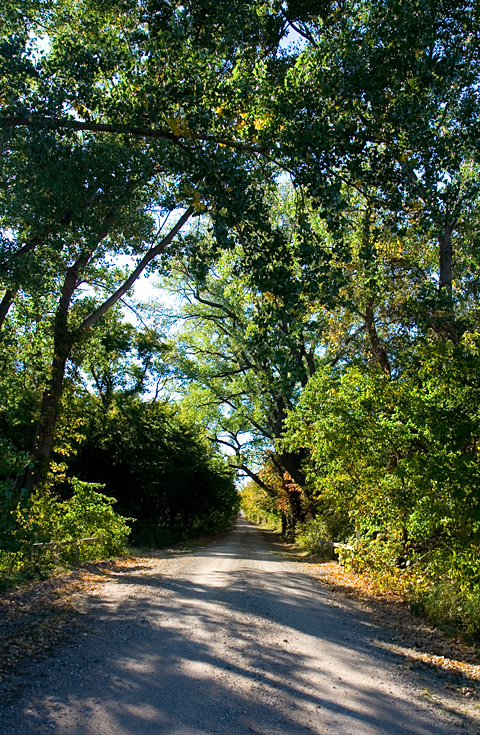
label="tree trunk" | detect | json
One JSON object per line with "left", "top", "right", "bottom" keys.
{"left": 0, "top": 288, "right": 17, "bottom": 332}
{"left": 24, "top": 341, "right": 71, "bottom": 491}
{"left": 20, "top": 261, "right": 81, "bottom": 491}
{"left": 437, "top": 221, "right": 459, "bottom": 340}
{"left": 285, "top": 483, "right": 305, "bottom": 527}
{"left": 365, "top": 302, "right": 391, "bottom": 376}
{"left": 439, "top": 222, "right": 454, "bottom": 295}
{"left": 278, "top": 450, "right": 307, "bottom": 489}
{"left": 18, "top": 208, "right": 194, "bottom": 492}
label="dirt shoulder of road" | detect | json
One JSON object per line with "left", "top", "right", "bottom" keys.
{"left": 309, "top": 559, "right": 480, "bottom": 679}
{"left": 275, "top": 541, "right": 480, "bottom": 716}
{"left": 0, "top": 534, "right": 224, "bottom": 684}
{"left": 0, "top": 556, "right": 143, "bottom": 683}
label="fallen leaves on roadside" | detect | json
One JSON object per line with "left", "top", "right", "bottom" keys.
{"left": 403, "top": 650, "right": 480, "bottom": 683}
{"left": 308, "top": 560, "right": 480, "bottom": 690}
{"left": 0, "top": 556, "right": 149, "bottom": 682}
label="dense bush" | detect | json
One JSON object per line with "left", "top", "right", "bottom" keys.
{"left": 277, "top": 334, "right": 480, "bottom": 637}
{"left": 0, "top": 439, "right": 31, "bottom": 551}
{"left": 295, "top": 518, "right": 338, "bottom": 555}
{"left": 0, "top": 477, "right": 131, "bottom": 590}
{"left": 18, "top": 480, "right": 131, "bottom": 558}
{"left": 283, "top": 338, "right": 480, "bottom": 544}
{"left": 70, "top": 396, "right": 239, "bottom": 545}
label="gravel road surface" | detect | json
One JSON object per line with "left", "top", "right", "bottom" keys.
{"left": 0, "top": 516, "right": 476, "bottom": 734}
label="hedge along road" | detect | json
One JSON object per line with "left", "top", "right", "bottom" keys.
{"left": 0, "top": 517, "right": 475, "bottom": 735}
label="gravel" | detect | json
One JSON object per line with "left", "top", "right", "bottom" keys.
{"left": 0, "top": 516, "right": 478, "bottom": 734}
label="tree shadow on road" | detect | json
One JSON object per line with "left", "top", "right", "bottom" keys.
{"left": 3, "top": 518, "right": 476, "bottom": 735}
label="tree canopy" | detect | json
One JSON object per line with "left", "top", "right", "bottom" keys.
{"left": 2, "top": 0, "right": 480, "bottom": 635}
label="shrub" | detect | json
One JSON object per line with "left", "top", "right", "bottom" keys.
{"left": 57, "top": 479, "right": 131, "bottom": 557}
{"left": 296, "top": 518, "right": 334, "bottom": 555}
{"left": 20, "top": 479, "right": 131, "bottom": 561}
{"left": 0, "top": 438, "right": 31, "bottom": 551}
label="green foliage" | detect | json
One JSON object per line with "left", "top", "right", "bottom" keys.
{"left": 0, "top": 479, "right": 130, "bottom": 590}
{"left": 280, "top": 332, "right": 480, "bottom": 637}
{"left": 0, "top": 549, "right": 41, "bottom": 593}
{"left": 240, "top": 480, "right": 281, "bottom": 529}
{"left": 283, "top": 332, "right": 480, "bottom": 550}
{"left": 0, "top": 439, "right": 30, "bottom": 551}
{"left": 2, "top": 0, "right": 480, "bottom": 642}
{"left": 414, "top": 582, "right": 480, "bottom": 641}
{"left": 20, "top": 480, "right": 131, "bottom": 560}
{"left": 295, "top": 518, "right": 337, "bottom": 555}
{"left": 339, "top": 539, "right": 480, "bottom": 641}
{"left": 58, "top": 480, "right": 131, "bottom": 557}
{"left": 406, "top": 543, "right": 480, "bottom": 640}
{"left": 70, "top": 396, "right": 239, "bottom": 546}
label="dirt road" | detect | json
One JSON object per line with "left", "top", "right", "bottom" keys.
{"left": 0, "top": 517, "right": 477, "bottom": 734}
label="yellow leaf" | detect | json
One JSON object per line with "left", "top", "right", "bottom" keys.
{"left": 166, "top": 115, "right": 191, "bottom": 137}
{"left": 192, "top": 190, "right": 206, "bottom": 212}
{"left": 253, "top": 112, "right": 273, "bottom": 131}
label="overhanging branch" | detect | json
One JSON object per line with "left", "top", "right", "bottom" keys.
{"left": 1, "top": 116, "right": 267, "bottom": 156}
{"left": 77, "top": 207, "right": 194, "bottom": 333}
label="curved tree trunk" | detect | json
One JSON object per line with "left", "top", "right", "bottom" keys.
{"left": 21, "top": 260, "right": 80, "bottom": 491}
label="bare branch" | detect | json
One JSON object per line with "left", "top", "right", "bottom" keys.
{"left": 237, "top": 464, "right": 277, "bottom": 496}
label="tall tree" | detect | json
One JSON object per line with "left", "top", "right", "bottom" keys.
{"left": 275, "top": 0, "right": 480, "bottom": 330}
{"left": 159, "top": 186, "right": 327, "bottom": 498}
{"left": 1, "top": 0, "right": 283, "bottom": 488}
